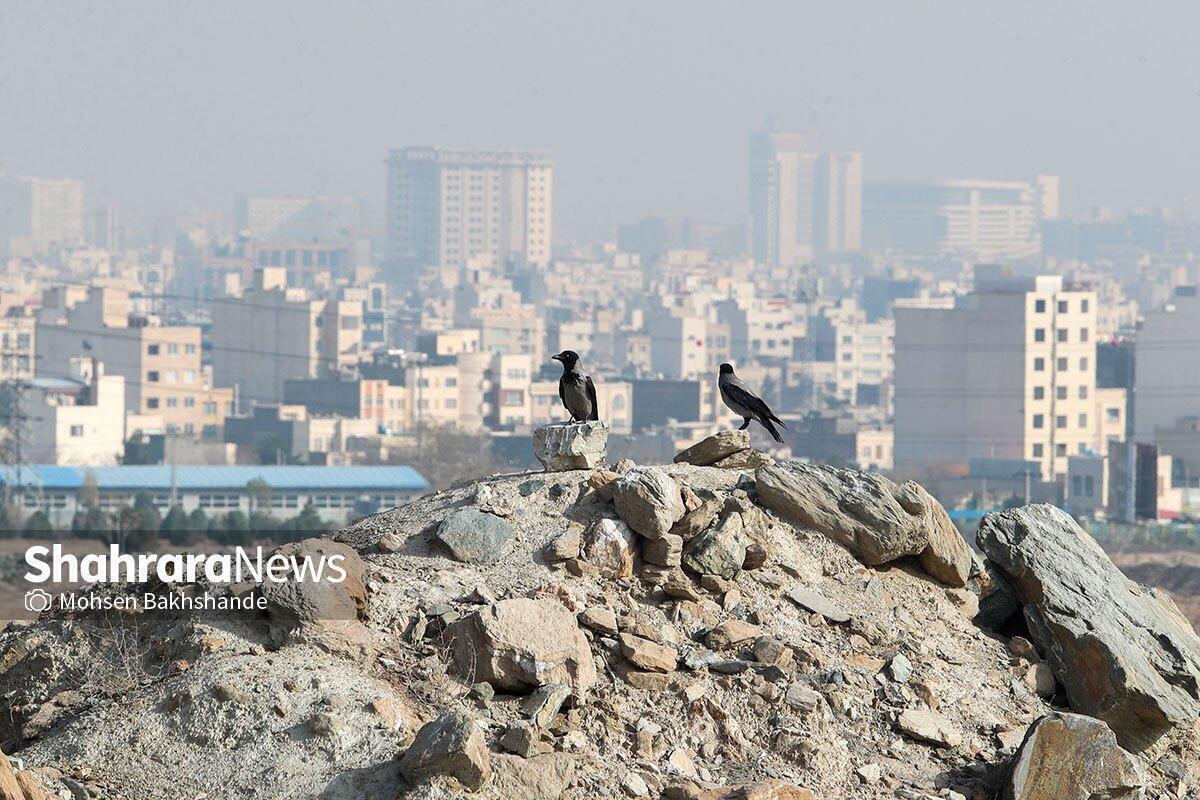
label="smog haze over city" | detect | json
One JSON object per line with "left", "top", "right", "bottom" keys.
{"left": 3, "top": 2, "right": 1200, "bottom": 238}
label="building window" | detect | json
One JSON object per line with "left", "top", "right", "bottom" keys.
{"left": 1033, "top": 386, "right": 1045, "bottom": 400}
{"left": 1080, "top": 357, "right": 1089, "bottom": 371}
{"left": 1032, "top": 444, "right": 1044, "bottom": 457}
{"left": 1032, "top": 414, "right": 1045, "bottom": 429}
{"left": 147, "top": 398, "right": 159, "bottom": 409}
{"left": 1057, "top": 358, "right": 1068, "bottom": 371}
{"left": 1080, "top": 328, "right": 1089, "bottom": 343}
{"left": 148, "top": 344, "right": 160, "bottom": 355}
{"left": 1078, "top": 386, "right": 1088, "bottom": 400}
{"left": 1078, "top": 414, "right": 1088, "bottom": 427}
{"left": 1081, "top": 299, "right": 1090, "bottom": 313}
{"left": 1057, "top": 300, "right": 1068, "bottom": 313}
{"left": 1057, "top": 329, "right": 1068, "bottom": 343}
{"left": 1035, "top": 299, "right": 1046, "bottom": 313}
{"left": 1056, "top": 386, "right": 1068, "bottom": 400}
{"left": 1106, "top": 407, "right": 1121, "bottom": 420}
{"left": 147, "top": 371, "right": 160, "bottom": 382}
{"left": 1034, "top": 328, "right": 1046, "bottom": 342}
{"left": 1034, "top": 358, "right": 1045, "bottom": 372}
{"left": 1056, "top": 415, "right": 1067, "bottom": 429}
{"left": 1056, "top": 443, "right": 1067, "bottom": 457}
{"left": 69, "top": 424, "right": 84, "bottom": 437}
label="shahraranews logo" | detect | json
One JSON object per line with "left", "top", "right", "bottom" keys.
{"left": 25, "top": 544, "right": 349, "bottom": 585}
{"left": 21, "top": 544, "right": 350, "bottom": 614}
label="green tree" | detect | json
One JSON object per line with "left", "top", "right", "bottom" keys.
{"left": 23, "top": 510, "right": 53, "bottom": 534}
{"left": 221, "top": 510, "right": 249, "bottom": 534}
{"left": 132, "top": 492, "right": 162, "bottom": 534}
{"left": 248, "top": 509, "right": 280, "bottom": 533}
{"left": 245, "top": 478, "right": 272, "bottom": 512}
{"left": 160, "top": 506, "right": 189, "bottom": 535}
{"left": 79, "top": 470, "right": 100, "bottom": 509}
{"left": 0, "top": 505, "right": 14, "bottom": 537}
{"left": 188, "top": 508, "right": 209, "bottom": 532}
{"left": 284, "top": 502, "right": 326, "bottom": 536}
{"left": 121, "top": 432, "right": 159, "bottom": 465}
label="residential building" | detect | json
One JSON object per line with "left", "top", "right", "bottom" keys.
{"left": 1134, "top": 287, "right": 1200, "bottom": 440}
{"left": 18, "top": 359, "right": 125, "bottom": 465}
{"left": 749, "top": 130, "right": 862, "bottom": 265}
{"left": 234, "top": 194, "right": 360, "bottom": 242}
{"left": 385, "top": 147, "right": 553, "bottom": 275}
{"left": 0, "top": 313, "right": 35, "bottom": 379}
{"left": 36, "top": 286, "right": 235, "bottom": 436}
{"left": 894, "top": 269, "right": 1115, "bottom": 480}
{"left": 211, "top": 268, "right": 363, "bottom": 409}
{"left": 0, "top": 175, "right": 85, "bottom": 255}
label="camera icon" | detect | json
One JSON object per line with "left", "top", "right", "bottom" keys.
{"left": 24, "top": 588, "right": 53, "bottom": 614}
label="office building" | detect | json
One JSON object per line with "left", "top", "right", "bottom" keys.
{"left": 894, "top": 269, "right": 1124, "bottom": 480}
{"left": 385, "top": 147, "right": 553, "bottom": 274}
{"left": 0, "top": 175, "right": 85, "bottom": 255}
{"left": 749, "top": 130, "right": 862, "bottom": 265}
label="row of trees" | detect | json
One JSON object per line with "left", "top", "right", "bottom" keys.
{"left": 2, "top": 490, "right": 330, "bottom": 548}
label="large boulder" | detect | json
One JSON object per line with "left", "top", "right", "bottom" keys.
{"left": 399, "top": 711, "right": 492, "bottom": 791}
{"left": 611, "top": 467, "right": 685, "bottom": 539}
{"left": 260, "top": 537, "right": 367, "bottom": 626}
{"left": 682, "top": 511, "right": 747, "bottom": 580}
{"left": 532, "top": 421, "right": 610, "bottom": 471}
{"left": 581, "top": 518, "right": 637, "bottom": 578}
{"left": 1005, "top": 712, "right": 1143, "bottom": 800}
{"left": 436, "top": 508, "right": 517, "bottom": 566}
{"left": 447, "top": 598, "right": 597, "bottom": 696}
{"left": 978, "top": 504, "right": 1200, "bottom": 751}
{"left": 674, "top": 430, "right": 751, "bottom": 467}
{"left": 909, "top": 482, "right": 972, "bottom": 587}
{"left": 754, "top": 461, "right": 930, "bottom": 566}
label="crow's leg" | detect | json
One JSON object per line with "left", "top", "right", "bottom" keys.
{"left": 738, "top": 417, "right": 751, "bottom": 430}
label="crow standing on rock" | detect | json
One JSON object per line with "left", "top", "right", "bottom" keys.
{"left": 551, "top": 350, "right": 599, "bottom": 423}
{"left": 718, "top": 362, "right": 786, "bottom": 443}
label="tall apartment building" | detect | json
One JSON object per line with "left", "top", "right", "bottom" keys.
{"left": 1135, "top": 287, "right": 1200, "bottom": 440}
{"left": 863, "top": 177, "right": 1057, "bottom": 259}
{"left": 36, "top": 287, "right": 234, "bottom": 437}
{"left": 749, "top": 130, "right": 862, "bottom": 265}
{"left": 211, "top": 268, "right": 364, "bottom": 410}
{"left": 894, "top": 269, "right": 1123, "bottom": 480}
{"left": 234, "top": 194, "right": 361, "bottom": 242}
{"left": 0, "top": 175, "right": 85, "bottom": 255}
{"left": 385, "top": 147, "right": 553, "bottom": 275}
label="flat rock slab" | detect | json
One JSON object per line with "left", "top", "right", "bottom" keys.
{"left": 978, "top": 504, "right": 1200, "bottom": 752}
{"left": 896, "top": 708, "right": 961, "bottom": 748}
{"left": 533, "top": 420, "right": 610, "bottom": 471}
{"left": 786, "top": 586, "right": 850, "bottom": 623}
{"left": 674, "top": 430, "right": 751, "bottom": 466}
{"left": 755, "top": 461, "right": 929, "bottom": 566}
{"left": 1006, "top": 712, "right": 1143, "bottom": 800}
{"left": 436, "top": 508, "right": 517, "bottom": 565}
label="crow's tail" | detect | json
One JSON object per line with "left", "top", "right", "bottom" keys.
{"left": 759, "top": 416, "right": 784, "bottom": 444}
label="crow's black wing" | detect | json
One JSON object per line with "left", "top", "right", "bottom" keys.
{"left": 558, "top": 374, "right": 568, "bottom": 411}
{"left": 722, "top": 380, "right": 774, "bottom": 420}
{"left": 585, "top": 375, "right": 600, "bottom": 421}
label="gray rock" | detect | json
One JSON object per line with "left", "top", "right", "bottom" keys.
{"left": 532, "top": 420, "right": 610, "bottom": 471}
{"left": 909, "top": 482, "right": 972, "bottom": 587}
{"left": 673, "top": 430, "right": 751, "bottom": 466}
{"left": 436, "top": 508, "right": 517, "bottom": 566}
{"left": 670, "top": 499, "right": 720, "bottom": 541}
{"left": 978, "top": 504, "right": 1200, "bottom": 751}
{"left": 399, "top": 711, "right": 492, "bottom": 791}
{"left": 520, "top": 683, "right": 572, "bottom": 729}
{"left": 447, "top": 598, "right": 598, "bottom": 696}
{"left": 581, "top": 518, "right": 637, "bottom": 578}
{"left": 611, "top": 467, "right": 685, "bottom": 539}
{"left": 1005, "top": 712, "right": 1143, "bottom": 800}
{"left": 260, "top": 538, "right": 367, "bottom": 625}
{"left": 754, "top": 461, "right": 931, "bottom": 566}
{"left": 887, "top": 653, "right": 912, "bottom": 684}
{"left": 786, "top": 586, "right": 851, "bottom": 623}
{"left": 681, "top": 511, "right": 747, "bottom": 580}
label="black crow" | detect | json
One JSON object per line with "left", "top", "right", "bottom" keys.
{"left": 718, "top": 362, "right": 786, "bottom": 443}
{"left": 551, "top": 350, "right": 599, "bottom": 423}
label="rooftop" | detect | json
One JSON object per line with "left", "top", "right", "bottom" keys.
{"left": 0, "top": 465, "right": 430, "bottom": 492}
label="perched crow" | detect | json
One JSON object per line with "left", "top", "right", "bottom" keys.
{"left": 718, "top": 362, "right": 786, "bottom": 443}
{"left": 551, "top": 350, "right": 599, "bottom": 422}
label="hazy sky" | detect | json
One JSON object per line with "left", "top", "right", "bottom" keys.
{"left": 2, "top": 2, "right": 1199, "bottom": 239}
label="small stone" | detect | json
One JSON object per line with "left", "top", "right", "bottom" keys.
{"left": 855, "top": 764, "right": 882, "bottom": 783}
{"left": 378, "top": 530, "right": 404, "bottom": 552}
{"left": 399, "top": 712, "right": 492, "bottom": 790}
{"left": 499, "top": 720, "right": 540, "bottom": 758}
{"left": 621, "top": 771, "right": 650, "bottom": 798}
{"left": 785, "top": 685, "right": 821, "bottom": 712}
{"left": 1024, "top": 662, "right": 1057, "bottom": 699}
{"left": 644, "top": 534, "right": 684, "bottom": 567}
{"left": 578, "top": 606, "right": 619, "bottom": 636}
{"left": 582, "top": 518, "right": 637, "bottom": 578}
{"left": 682, "top": 512, "right": 747, "bottom": 580}
{"left": 752, "top": 637, "right": 793, "bottom": 668}
{"left": 786, "top": 586, "right": 851, "bottom": 623}
{"left": 673, "top": 430, "right": 752, "bottom": 466}
{"left": 705, "top": 619, "right": 761, "bottom": 651}
{"left": 888, "top": 653, "right": 913, "bottom": 684}
{"left": 436, "top": 508, "right": 517, "bottom": 566}
{"left": 896, "top": 708, "right": 961, "bottom": 748}
{"left": 619, "top": 633, "right": 678, "bottom": 673}
{"left": 521, "top": 683, "right": 572, "bottom": 729}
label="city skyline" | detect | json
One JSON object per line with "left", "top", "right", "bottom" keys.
{"left": 3, "top": 2, "right": 1200, "bottom": 239}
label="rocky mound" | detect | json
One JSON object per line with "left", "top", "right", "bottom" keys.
{"left": 1, "top": 433, "right": 1199, "bottom": 799}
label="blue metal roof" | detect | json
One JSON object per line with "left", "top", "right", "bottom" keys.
{"left": 0, "top": 465, "right": 430, "bottom": 492}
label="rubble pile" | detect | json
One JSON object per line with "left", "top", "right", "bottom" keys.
{"left": 1, "top": 430, "right": 1198, "bottom": 799}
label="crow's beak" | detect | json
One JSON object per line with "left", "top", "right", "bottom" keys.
{"left": 550, "top": 354, "right": 563, "bottom": 362}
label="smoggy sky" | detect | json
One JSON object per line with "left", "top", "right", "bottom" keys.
{"left": 2, "top": 1, "right": 1198, "bottom": 239}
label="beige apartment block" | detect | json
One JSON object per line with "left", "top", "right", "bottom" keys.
{"left": 212, "top": 267, "right": 363, "bottom": 409}
{"left": 386, "top": 147, "right": 553, "bottom": 272}
{"left": 36, "top": 286, "right": 235, "bottom": 436}
{"left": 895, "top": 270, "right": 1109, "bottom": 481}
